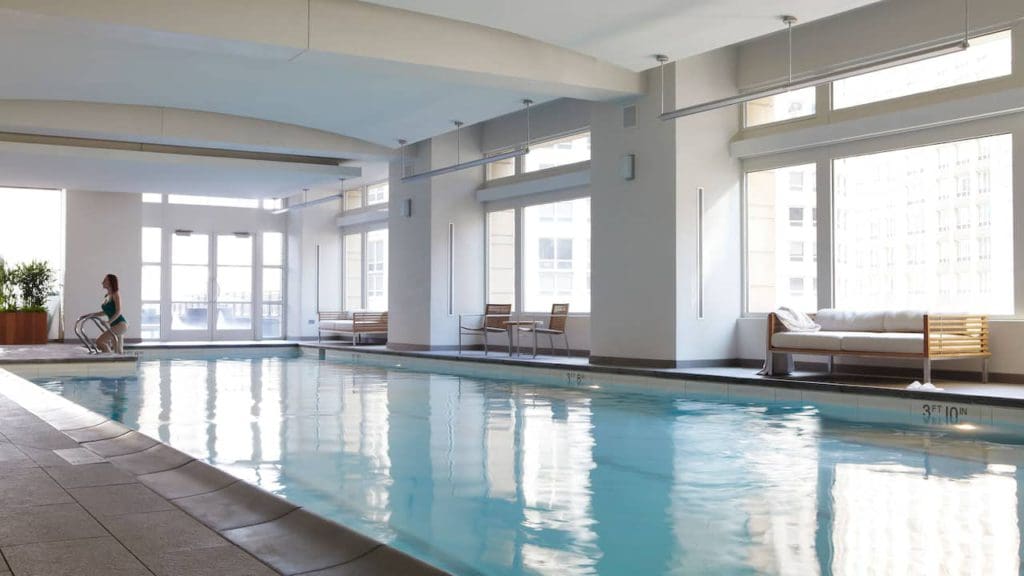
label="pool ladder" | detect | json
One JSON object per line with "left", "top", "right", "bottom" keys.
{"left": 74, "top": 316, "right": 123, "bottom": 354}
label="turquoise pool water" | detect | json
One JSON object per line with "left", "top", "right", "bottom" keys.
{"left": 34, "top": 353, "right": 1024, "bottom": 575}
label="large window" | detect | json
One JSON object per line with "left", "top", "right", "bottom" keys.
{"left": 140, "top": 227, "right": 161, "bottom": 339}
{"left": 342, "top": 181, "right": 389, "bottom": 211}
{"left": 342, "top": 228, "right": 388, "bottom": 312}
{"left": 833, "top": 30, "right": 1012, "bottom": 110}
{"left": 486, "top": 131, "right": 591, "bottom": 181}
{"left": 833, "top": 134, "right": 1013, "bottom": 313}
{"left": 746, "top": 164, "right": 818, "bottom": 313}
{"left": 745, "top": 87, "right": 816, "bottom": 128}
{"left": 487, "top": 209, "right": 516, "bottom": 305}
{"left": 488, "top": 197, "right": 590, "bottom": 313}
{"left": 524, "top": 132, "right": 591, "bottom": 173}
{"left": 261, "top": 232, "right": 284, "bottom": 338}
{"left": 366, "top": 229, "right": 388, "bottom": 311}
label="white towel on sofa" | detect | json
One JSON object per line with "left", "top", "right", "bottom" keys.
{"left": 775, "top": 306, "right": 820, "bottom": 332}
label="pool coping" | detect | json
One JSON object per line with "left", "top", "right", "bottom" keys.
{"left": 0, "top": 366, "right": 449, "bottom": 576}
{"left": 298, "top": 343, "right": 1024, "bottom": 411}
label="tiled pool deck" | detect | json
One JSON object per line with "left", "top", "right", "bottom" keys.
{"left": 1, "top": 340, "right": 1022, "bottom": 575}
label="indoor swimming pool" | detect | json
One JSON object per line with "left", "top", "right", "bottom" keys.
{"left": 33, "top": 350, "right": 1024, "bottom": 575}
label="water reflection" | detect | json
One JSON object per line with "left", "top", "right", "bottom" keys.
{"left": 38, "top": 358, "right": 1024, "bottom": 576}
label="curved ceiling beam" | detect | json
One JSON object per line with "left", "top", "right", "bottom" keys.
{"left": 0, "top": 0, "right": 642, "bottom": 98}
{"left": 0, "top": 100, "right": 394, "bottom": 160}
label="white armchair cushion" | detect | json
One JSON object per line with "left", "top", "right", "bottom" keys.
{"left": 840, "top": 332, "right": 924, "bottom": 354}
{"left": 816, "top": 309, "right": 886, "bottom": 332}
{"left": 319, "top": 320, "right": 354, "bottom": 332}
{"left": 883, "top": 310, "right": 926, "bottom": 333}
{"left": 772, "top": 331, "right": 843, "bottom": 351}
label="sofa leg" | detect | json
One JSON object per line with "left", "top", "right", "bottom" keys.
{"left": 982, "top": 358, "right": 990, "bottom": 383}
{"left": 923, "top": 359, "right": 932, "bottom": 384}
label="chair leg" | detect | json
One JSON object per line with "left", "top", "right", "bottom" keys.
{"left": 826, "top": 355, "right": 833, "bottom": 375}
{"left": 532, "top": 330, "right": 538, "bottom": 358}
{"left": 923, "top": 359, "right": 932, "bottom": 384}
{"left": 458, "top": 331, "right": 462, "bottom": 356}
{"left": 982, "top": 357, "right": 990, "bottom": 383}
{"left": 564, "top": 333, "right": 570, "bottom": 357}
{"left": 483, "top": 333, "right": 488, "bottom": 356}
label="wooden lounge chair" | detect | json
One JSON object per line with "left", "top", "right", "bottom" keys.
{"left": 519, "top": 303, "right": 570, "bottom": 357}
{"left": 458, "top": 304, "right": 512, "bottom": 355}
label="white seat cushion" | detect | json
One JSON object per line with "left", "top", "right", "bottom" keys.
{"left": 772, "top": 332, "right": 843, "bottom": 351}
{"left": 816, "top": 309, "right": 886, "bottom": 332}
{"left": 319, "top": 320, "right": 354, "bottom": 331}
{"left": 840, "top": 332, "right": 924, "bottom": 354}
{"left": 883, "top": 310, "right": 925, "bottom": 332}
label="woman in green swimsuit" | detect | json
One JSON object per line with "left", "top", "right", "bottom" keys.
{"left": 79, "top": 273, "right": 127, "bottom": 353}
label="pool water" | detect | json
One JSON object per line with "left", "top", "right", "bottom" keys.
{"left": 34, "top": 354, "right": 1024, "bottom": 576}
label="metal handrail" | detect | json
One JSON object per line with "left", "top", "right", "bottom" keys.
{"left": 75, "top": 315, "right": 111, "bottom": 354}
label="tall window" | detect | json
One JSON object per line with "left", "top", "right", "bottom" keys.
{"left": 343, "top": 233, "right": 362, "bottom": 311}
{"left": 745, "top": 164, "right": 817, "bottom": 313}
{"left": 261, "top": 232, "right": 284, "bottom": 338}
{"left": 366, "top": 229, "right": 388, "bottom": 311}
{"left": 342, "top": 228, "right": 388, "bottom": 311}
{"left": 487, "top": 209, "right": 516, "bottom": 306}
{"left": 170, "top": 233, "right": 209, "bottom": 330}
{"left": 833, "top": 30, "right": 1012, "bottom": 110}
{"left": 833, "top": 134, "right": 1013, "bottom": 313}
{"left": 487, "top": 198, "right": 591, "bottom": 313}
{"left": 745, "top": 87, "right": 816, "bottom": 127}
{"left": 140, "top": 227, "right": 161, "bottom": 339}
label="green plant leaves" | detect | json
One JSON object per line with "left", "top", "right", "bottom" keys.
{"left": 0, "top": 259, "right": 56, "bottom": 310}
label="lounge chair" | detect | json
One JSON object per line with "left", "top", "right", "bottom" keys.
{"left": 458, "top": 304, "right": 512, "bottom": 355}
{"left": 519, "top": 303, "right": 570, "bottom": 357}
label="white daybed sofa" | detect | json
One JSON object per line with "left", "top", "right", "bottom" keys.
{"left": 317, "top": 311, "right": 388, "bottom": 345}
{"left": 766, "top": 309, "right": 991, "bottom": 382}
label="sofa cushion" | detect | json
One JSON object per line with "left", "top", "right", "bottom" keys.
{"left": 772, "top": 331, "right": 843, "bottom": 351}
{"left": 883, "top": 310, "right": 925, "bottom": 333}
{"left": 816, "top": 309, "right": 886, "bottom": 332}
{"left": 840, "top": 332, "right": 924, "bottom": 354}
{"left": 319, "top": 320, "right": 354, "bottom": 332}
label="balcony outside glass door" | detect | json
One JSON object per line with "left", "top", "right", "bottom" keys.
{"left": 214, "top": 234, "right": 253, "bottom": 340}
{"left": 169, "top": 232, "right": 254, "bottom": 340}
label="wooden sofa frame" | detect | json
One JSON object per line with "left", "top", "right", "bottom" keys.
{"left": 766, "top": 313, "right": 991, "bottom": 383}
{"left": 317, "top": 311, "right": 388, "bottom": 345}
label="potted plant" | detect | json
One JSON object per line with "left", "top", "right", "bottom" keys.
{"left": 0, "top": 260, "right": 56, "bottom": 344}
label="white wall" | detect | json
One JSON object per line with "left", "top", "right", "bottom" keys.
{"left": 589, "top": 66, "right": 679, "bottom": 364}
{"left": 286, "top": 198, "right": 341, "bottom": 338}
{"left": 387, "top": 141, "right": 433, "bottom": 347}
{"left": 65, "top": 190, "right": 143, "bottom": 339}
{"left": 674, "top": 47, "right": 742, "bottom": 361}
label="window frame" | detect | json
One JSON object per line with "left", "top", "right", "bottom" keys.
{"left": 484, "top": 190, "right": 591, "bottom": 315}
{"left": 742, "top": 119, "right": 1018, "bottom": 318}
{"left": 484, "top": 129, "right": 592, "bottom": 183}
{"left": 339, "top": 223, "right": 389, "bottom": 312}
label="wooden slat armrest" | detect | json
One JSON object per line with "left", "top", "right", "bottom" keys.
{"left": 317, "top": 311, "right": 348, "bottom": 321}
{"left": 925, "top": 314, "right": 989, "bottom": 357}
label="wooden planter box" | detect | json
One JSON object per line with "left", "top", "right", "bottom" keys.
{"left": 0, "top": 311, "right": 48, "bottom": 345}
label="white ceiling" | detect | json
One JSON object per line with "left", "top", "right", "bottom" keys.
{"left": 365, "top": 0, "right": 882, "bottom": 71}
{"left": 0, "top": 0, "right": 881, "bottom": 198}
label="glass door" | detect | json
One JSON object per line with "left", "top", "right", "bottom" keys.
{"left": 170, "top": 232, "right": 211, "bottom": 340}
{"left": 214, "top": 234, "right": 254, "bottom": 340}
{"left": 169, "top": 232, "right": 254, "bottom": 341}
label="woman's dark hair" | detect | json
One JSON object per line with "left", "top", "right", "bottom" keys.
{"left": 104, "top": 273, "right": 119, "bottom": 293}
